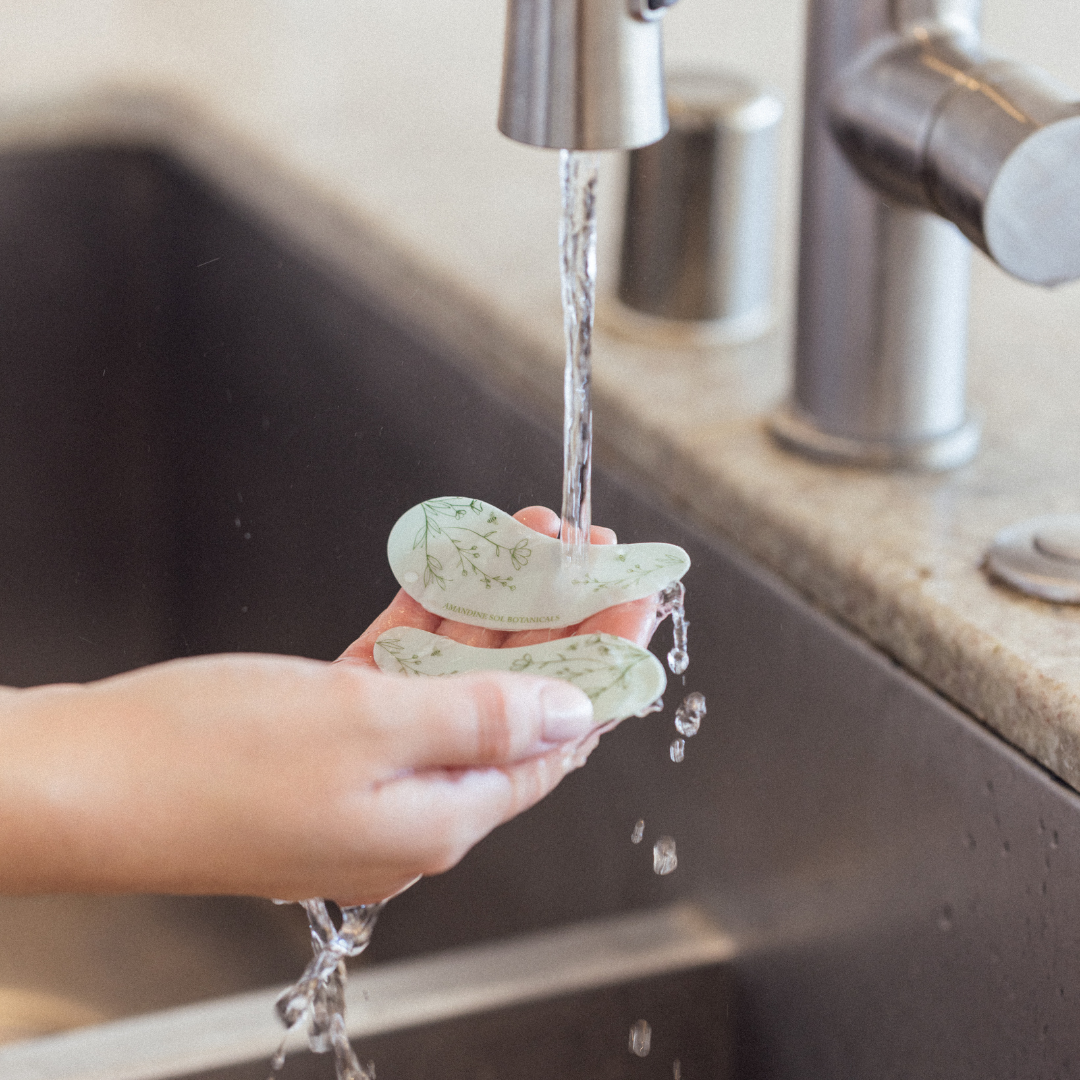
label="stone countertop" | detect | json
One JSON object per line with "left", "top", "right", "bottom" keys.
{"left": 2, "top": 1, "right": 1080, "bottom": 789}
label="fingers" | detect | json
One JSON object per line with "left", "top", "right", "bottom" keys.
{"left": 501, "top": 626, "right": 570, "bottom": 647}
{"left": 339, "top": 590, "right": 441, "bottom": 668}
{"left": 337, "top": 745, "right": 585, "bottom": 902}
{"left": 514, "top": 505, "right": 560, "bottom": 536}
{"left": 509, "top": 595, "right": 660, "bottom": 649}
{"left": 322, "top": 666, "right": 604, "bottom": 902}
{"left": 575, "top": 594, "right": 658, "bottom": 648}
{"left": 360, "top": 669, "right": 595, "bottom": 771}
{"left": 513, "top": 506, "right": 617, "bottom": 545}
{"left": 430, "top": 620, "right": 509, "bottom": 648}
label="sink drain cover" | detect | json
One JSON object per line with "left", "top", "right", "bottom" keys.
{"left": 986, "top": 514, "right": 1080, "bottom": 602}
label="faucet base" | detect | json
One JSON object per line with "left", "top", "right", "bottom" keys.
{"left": 767, "top": 403, "right": 979, "bottom": 472}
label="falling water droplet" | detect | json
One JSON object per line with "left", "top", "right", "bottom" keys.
{"left": 657, "top": 581, "right": 690, "bottom": 673}
{"left": 669, "top": 738, "right": 685, "bottom": 763}
{"left": 629, "top": 1019, "right": 652, "bottom": 1057}
{"left": 673, "top": 1059, "right": 682, "bottom": 1080}
{"left": 675, "top": 692, "right": 706, "bottom": 737}
{"left": 653, "top": 836, "right": 677, "bottom": 875}
{"left": 636, "top": 696, "right": 664, "bottom": 717}
{"left": 631, "top": 819, "right": 645, "bottom": 844}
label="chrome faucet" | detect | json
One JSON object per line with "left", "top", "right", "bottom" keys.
{"left": 497, "top": 0, "right": 676, "bottom": 556}
{"left": 498, "top": 0, "right": 676, "bottom": 151}
{"left": 770, "top": 0, "right": 1080, "bottom": 470}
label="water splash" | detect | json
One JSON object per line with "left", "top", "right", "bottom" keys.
{"left": 558, "top": 149, "right": 599, "bottom": 568}
{"left": 656, "top": 581, "right": 689, "bottom": 674}
{"left": 674, "top": 692, "right": 706, "bottom": 738}
{"left": 653, "top": 836, "right": 678, "bottom": 876}
{"left": 271, "top": 900, "right": 384, "bottom": 1080}
{"left": 669, "top": 738, "right": 685, "bottom": 763}
{"left": 629, "top": 1019, "right": 652, "bottom": 1057}
{"left": 631, "top": 819, "right": 645, "bottom": 844}
{"left": 655, "top": 581, "right": 682, "bottom": 620}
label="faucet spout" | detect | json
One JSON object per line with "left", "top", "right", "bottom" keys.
{"left": 498, "top": 0, "right": 672, "bottom": 151}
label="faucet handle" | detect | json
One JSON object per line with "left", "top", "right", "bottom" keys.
{"left": 830, "top": 30, "right": 1080, "bottom": 286}
{"left": 929, "top": 58, "right": 1080, "bottom": 285}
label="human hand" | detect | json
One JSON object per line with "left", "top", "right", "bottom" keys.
{"left": 0, "top": 507, "right": 660, "bottom": 905}
{"left": 340, "top": 506, "right": 660, "bottom": 666}
{"left": 0, "top": 653, "right": 597, "bottom": 904}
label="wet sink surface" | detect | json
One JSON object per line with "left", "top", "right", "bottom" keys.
{"left": 213, "top": 965, "right": 732, "bottom": 1080}
{"left": 5, "top": 144, "right": 1080, "bottom": 1078}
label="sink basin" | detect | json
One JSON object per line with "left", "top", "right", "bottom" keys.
{"left": 1, "top": 904, "right": 735, "bottom": 1080}
{"left": 3, "top": 138, "right": 1080, "bottom": 1078}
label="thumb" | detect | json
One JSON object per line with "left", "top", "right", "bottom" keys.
{"left": 362, "top": 670, "right": 596, "bottom": 771}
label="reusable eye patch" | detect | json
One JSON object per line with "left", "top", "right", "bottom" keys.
{"left": 387, "top": 497, "right": 690, "bottom": 631}
{"left": 373, "top": 628, "right": 666, "bottom": 724}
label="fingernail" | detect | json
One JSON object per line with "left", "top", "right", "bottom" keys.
{"left": 540, "top": 682, "right": 595, "bottom": 742}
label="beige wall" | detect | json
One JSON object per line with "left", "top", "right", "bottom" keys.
{"left": 0, "top": 1, "right": 1075, "bottom": 392}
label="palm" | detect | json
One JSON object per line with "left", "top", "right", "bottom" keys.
{"left": 340, "top": 506, "right": 658, "bottom": 668}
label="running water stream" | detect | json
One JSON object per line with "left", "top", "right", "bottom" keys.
{"left": 558, "top": 150, "right": 599, "bottom": 568}
{"left": 274, "top": 150, "right": 693, "bottom": 1080}
{"left": 273, "top": 156, "right": 598, "bottom": 1077}
{"left": 271, "top": 901, "right": 383, "bottom": 1080}
{"left": 551, "top": 156, "right": 706, "bottom": 1072}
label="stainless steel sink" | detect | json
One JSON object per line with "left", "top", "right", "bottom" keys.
{"left": 3, "top": 142, "right": 1080, "bottom": 1078}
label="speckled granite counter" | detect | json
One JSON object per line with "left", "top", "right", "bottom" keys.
{"left": 2, "top": 1, "right": 1080, "bottom": 790}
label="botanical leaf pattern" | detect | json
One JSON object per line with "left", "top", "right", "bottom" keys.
{"left": 373, "top": 629, "right": 666, "bottom": 724}
{"left": 411, "top": 498, "right": 529, "bottom": 591}
{"left": 387, "top": 498, "right": 690, "bottom": 632}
